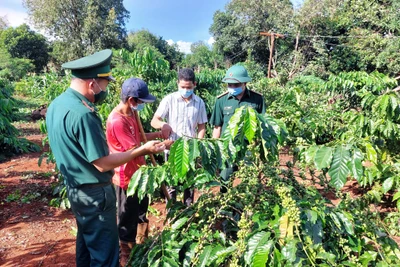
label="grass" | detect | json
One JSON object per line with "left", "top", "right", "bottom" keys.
{"left": 5, "top": 189, "right": 22, "bottom": 202}
{"left": 11, "top": 94, "right": 47, "bottom": 123}
{"left": 9, "top": 94, "right": 47, "bottom": 137}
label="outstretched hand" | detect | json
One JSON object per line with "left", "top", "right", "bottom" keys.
{"left": 143, "top": 140, "right": 166, "bottom": 154}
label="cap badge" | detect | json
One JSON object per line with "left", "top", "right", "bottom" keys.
{"left": 229, "top": 73, "right": 233, "bottom": 76}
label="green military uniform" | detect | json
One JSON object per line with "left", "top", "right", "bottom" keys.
{"left": 210, "top": 88, "right": 266, "bottom": 134}
{"left": 210, "top": 65, "right": 266, "bottom": 192}
{"left": 46, "top": 49, "right": 119, "bottom": 267}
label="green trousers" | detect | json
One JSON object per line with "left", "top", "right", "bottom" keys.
{"left": 67, "top": 183, "right": 119, "bottom": 267}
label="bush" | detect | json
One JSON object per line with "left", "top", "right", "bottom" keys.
{"left": 0, "top": 78, "right": 39, "bottom": 160}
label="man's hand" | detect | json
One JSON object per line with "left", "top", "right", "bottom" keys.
{"left": 161, "top": 139, "right": 175, "bottom": 150}
{"left": 142, "top": 140, "right": 166, "bottom": 154}
{"left": 161, "top": 123, "right": 172, "bottom": 139}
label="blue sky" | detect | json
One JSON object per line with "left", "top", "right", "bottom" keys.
{"left": 0, "top": 0, "right": 303, "bottom": 53}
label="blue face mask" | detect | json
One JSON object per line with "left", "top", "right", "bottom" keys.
{"left": 228, "top": 86, "right": 243, "bottom": 96}
{"left": 131, "top": 103, "right": 145, "bottom": 112}
{"left": 179, "top": 88, "right": 194, "bottom": 99}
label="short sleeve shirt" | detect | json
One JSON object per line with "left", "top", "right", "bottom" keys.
{"left": 154, "top": 92, "right": 208, "bottom": 141}
{"left": 46, "top": 88, "right": 113, "bottom": 188}
{"left": 210, "top": 89, "right": 266, "bottom": 134}
{"left": 106, "top": 110, "right": 146, "bottom": 190}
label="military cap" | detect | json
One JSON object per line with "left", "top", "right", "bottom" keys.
{"left": 62, "top": 49, "right": 115, "bottom": 81}
{"left": 222, "top": 65, "right": 252, "bottom": 83}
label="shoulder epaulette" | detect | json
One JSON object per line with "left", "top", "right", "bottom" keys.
{"left": 81, "top": 100, "right": 95, "bottom": 112}
{"left": 249, "top": 90, "right": 263, "bottom": 96}
{"left": 217, "top": 91, "right": 229, "bottom": 98}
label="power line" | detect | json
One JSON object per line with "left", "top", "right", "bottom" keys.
{"left": 226, "top": 37, "right": 267, "bottom": 62}
{"left": 224, "top": 32, "right": 398, "bottom": 64}
{"left": 284, "top": 33, "right": 400, "bottom": 39}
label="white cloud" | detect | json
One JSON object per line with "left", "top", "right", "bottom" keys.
{"left": 176, "top": 41, "right": 192, "bottom": 54}
{"left": 167, "top": 39, "right": 192, "bottom": 54}
{"left": 0, "top": 7, "right": 29, "bottom": 27}
{"left": 207, "top": 37, "right": 215, "bottom": 46}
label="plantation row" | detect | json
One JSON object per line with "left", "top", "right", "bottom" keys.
{"left": 2, "top": 48, "right": 400, "bottom": 266}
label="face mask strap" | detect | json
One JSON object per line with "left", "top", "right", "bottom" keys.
{"left": 92, "top": 79, "right": 103, "bottom": 93}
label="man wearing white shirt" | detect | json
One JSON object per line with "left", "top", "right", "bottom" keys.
{"left": 151, "top": 68, "right": 208, "bottom": 206}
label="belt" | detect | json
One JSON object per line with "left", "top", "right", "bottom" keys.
{"left": 77, "top": 181, "right": 111, "bottom": 189}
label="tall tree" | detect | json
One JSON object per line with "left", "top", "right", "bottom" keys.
{"left": 0, "top": 24, "right": 49, "bottom": 72}
{"left": 296, "top": 0, "right": 400, "bottom": 76}
{"left": 23, "top": 0, "right": 129, "bottom": 62}
{"left": 210, "top": 0, "right": 295, "bottom": 67}
{"left": 183, "top": 41, "right": 223, "bottom": 70}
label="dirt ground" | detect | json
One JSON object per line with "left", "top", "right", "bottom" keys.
{"left": 0, "top": 125, "right": 398, "bottom": 266}
{"left": 0, "top": 128, "right": 169, "bottom": 267}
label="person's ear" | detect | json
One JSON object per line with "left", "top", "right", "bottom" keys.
{"left": 88, "top": 80, "right": 95, "bottom": 90}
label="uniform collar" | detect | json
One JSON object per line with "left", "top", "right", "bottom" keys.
{"left": 66, "top": 87, "right": 97, "bottom": 112}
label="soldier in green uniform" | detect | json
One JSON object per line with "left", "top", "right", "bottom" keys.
{"left": 46, "top": 49, "right": 165, "bottom": 267}
{"left": 210, "top": 65, "right": 266, "bottom": 192}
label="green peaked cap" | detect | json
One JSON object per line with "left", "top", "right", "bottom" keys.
{"left": 222, "top": 65, "right": 252, "bottom": 83}
{"left": 61, "top": 49, "right": 115, "bottom": 81}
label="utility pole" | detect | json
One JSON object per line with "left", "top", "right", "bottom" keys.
{"left": 260, "top": 32, "right": 285, "bottom": 78}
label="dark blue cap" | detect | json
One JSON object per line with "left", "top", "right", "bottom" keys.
{"left": 122, "top": 78, "right": 156, "bottom": 103}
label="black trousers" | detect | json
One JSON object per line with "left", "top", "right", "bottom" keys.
{"left": 167, "top": 186, "right": 194, "bottom": 207}
{"left": 116, "top": 185, "right": 149, "bottom": 243}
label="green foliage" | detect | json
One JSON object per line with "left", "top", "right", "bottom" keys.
{"left": 266, "top": 76, "right": 342, "bottom": 145}
{"left": 127, "top": 29, "right": 183, "bottom": 69}
{"left": 183, "top": 41, "right": 224, "bottom": 70}
{"left": 23, "top": 0, "right": 129, "bottom": 62}
{"left": 324, "top": 71, "right": 397, "bottom": 109}
{"left": 290, "top": 71, "right": 400, "bottom": 210}
{"left": 128, "top": 158, "right": 400, "bottom": 266}
{"left": 384, "top": 212, "right": 400, "bottom": 236}
{"left": 0, "top": 52, "right": 34, "bottom": 81}
{"left": 127, "top": 106, "right": 287, "bottom": 201}
{"left": 0, "top": 78, "right": 39, "bottom": 160}
{"left": 207, "top": 0, "right": 400, "bottom": 78}
{"left": 296, "top": 0, "right": 400, "bottom": 76}
{"left": 194, "top": 68, "right": 225, "bottom": 119}
{"left": 114, "top": 48, "right": 173, "bottom": 83}
{"left": 5, "top": 189, "right": 21, "bottom": 202}
{"left": 210, "top": 0, "right": 295, "bottom": 66}
{"left": 0, "top": 24, "right": 49, "bottom": 72}
{"left": 9, "top": 34, "right": 399, "bottom": 262}
{"left": 14, "top": 71, "right": 70, "bottom": 101}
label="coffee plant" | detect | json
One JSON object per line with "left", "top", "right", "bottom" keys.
{"left": 10, "top": 46, "right": 399, "bottom": 263}
{"left": 0, "top": 78, "right": 39, "bottom": 160}
{"left": 126, "top": 107, "right": 400, "bottom": 266}
{"left": 293, "top": 72, "right": 400, "bottom": 209}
